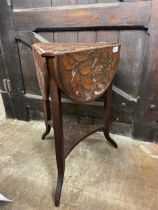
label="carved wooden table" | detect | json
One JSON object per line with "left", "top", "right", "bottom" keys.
{"left": 32, "top": 42, "right": 121, "bottom": 207}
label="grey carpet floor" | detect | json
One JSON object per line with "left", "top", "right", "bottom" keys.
{"left": 0, "top": 120, "right": 158, "bottom": 210}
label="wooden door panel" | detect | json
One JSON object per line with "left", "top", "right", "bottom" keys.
{"left": 18, "top": 41, "right": 40, "bottom": 95}
{"left": 14, "top": 1, "right": 151, "bottom": 125}
{"left": 13, "top": 0, "right": 51, "bottom": 9}
{"left": 96, "top": 30, "right": 119, "bottom": 43}
{"left": 52, "top": 0, "right": 77, "bottom": 6}
{"left": 116, "top": 30, "right": 146, "bottom": 98}
{"left": 98, "top": 0, "right": 117, "bottom": 2}
{"left": 98, "top": 0, "right": 148, "bottom": 1}
{"left": 78, "top": 0, "right": 97, "bottom": 45}
{"left": 2, "top": 0, "right": 157, "bottom": 141}
{"left": 0, "top": 39, "right": 7, "bottom": 91}
{"left": 14, "top": 2, "right": 151, "bottom": 31}
{"left": 54, "top": 31, "right": 78, "bottom": 42}
{"left": 124, "top": 0, "right": 146, "bottom": 1}
{"left": 38, "top": 32, "right": 54, "bottom": 42}
{"left": 78, "top": 31, "right": 96, "bottom": 42}
{"left": 78, "top": 0, "right": 97, "bottom": 4}
{"left": 0, "top": 0, "right": 30, "bottom": 120}
{"left": 15, "top": 28, "right": 138, "bottom": 125}
{"left": 133, "top": 0, "right": 158, "bottom": 141}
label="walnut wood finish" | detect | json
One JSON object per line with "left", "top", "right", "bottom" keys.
{"left": 49, "top": 78, "right": 64, "bottom": 207}
{"left": 32, "top": 46, "right": 51, "bottom": 138}
{"left": 48, "top": 120, "right": 104, "bottom": 158}
{"left": 103, "top": 82, "right": 118, "bottom": 148}
{"left": 33, "top": 42, "right": 120, "bottom": 103}
{"left": 32, "top": 42, "right": 120, "bottom": 207}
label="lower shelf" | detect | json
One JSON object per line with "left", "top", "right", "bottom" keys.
{"left": 48, "top": 121, "right": 103, "bottom": 158}
{"left": 63, "top": 123, "right": 104, "bottom": 158}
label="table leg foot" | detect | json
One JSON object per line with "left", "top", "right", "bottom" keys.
{"left": 55, "top": 172, "right": 64, "bottom": 207}
{"left": 103, "top": 132, "right": 118, "bottom": 149}
{"left": 42, "top": 125, "right": 51, "bottom": 140}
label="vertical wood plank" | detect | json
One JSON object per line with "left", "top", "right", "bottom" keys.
{"left": 0, "top": 39, "right": 7, "bottom": 91}
{"left": 0, "top": 0, "right": 29, "bottom": 120}
{"left": 78, "top": 0, "right": 97, "bottom": 4}
{"left": 54, "top": 31, "right": 77, "bottom": 43}
{"left": 0, "top": 3, "right": 24, "bottom": 93}
{"left": 77, "top": 31, "right": 96, "bottom": 42}
{"left": 98, "top": 0, "right": 118, "bottom": 2}
{"left": 52, "top": 0, "right": 77, "bottom": 6}
{"left": 98, "top": 0, "right": 144, "bottom": 2}
{"left": 96, "top": 30, "right": 119, "bottom": 42}
{"left": 18, "top": 41, "right": 40, "bottom": 95}
{"left": 38, "top": 32, "right": 54, "bottom": 42}
{"left": 52, "top": 0, "right": 77, "bottom": 46}
{"left": 0, "top": 55, "right": 6, "bottom": 90}
{"left": 116, "top": 30, "right": 146, "bottom": 98}
{"left": 13, "top": 0, "right": 51, "bottom": 9}
{"left": 77, "top": 0, "right": 97, "bottom": 42}
{"left": 124, "top": 0, "right": 145, "bottom": 2}
{"left": 133, "top": 0, "right": 158, "bottom": 141}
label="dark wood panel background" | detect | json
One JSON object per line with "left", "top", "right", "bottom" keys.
{"left": 0, "top": 0, "right": 158, "bottom": 142}
{"left": 13, "top": 0, "right": 146, "bottom": 9}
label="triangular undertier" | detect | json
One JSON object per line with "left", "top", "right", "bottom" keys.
{"left": 48, "top": 120, "right": 103, "bottom": 158}
{"left": 63, "top": 124, "right": 104, "bottom": 158}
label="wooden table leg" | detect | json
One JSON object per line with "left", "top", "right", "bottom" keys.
{"left": 50, "top": 78, "right": 65, "bottom": 207}
{"left": 103, "top": 82, "right": 118, "bottom": 149}
{"left": 42, "top": 99, "right": 51, "bottom": 140}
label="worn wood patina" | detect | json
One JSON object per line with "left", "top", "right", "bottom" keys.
{"left": 33, "top": 42, "right": 120, "bottom": 103}
{"left": 32, "top": 42, "right": 120, "bottom": 206}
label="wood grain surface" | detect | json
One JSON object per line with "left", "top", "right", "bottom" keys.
{"left": 14, "top": 2, "right": 151, "bottom": 31}
{"left": 33, "top": 42, "right": 120, "bottom": 103}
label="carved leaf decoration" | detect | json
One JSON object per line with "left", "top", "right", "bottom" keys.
{"left": 59, "top": 46, "right": 120, "bottom": 103}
